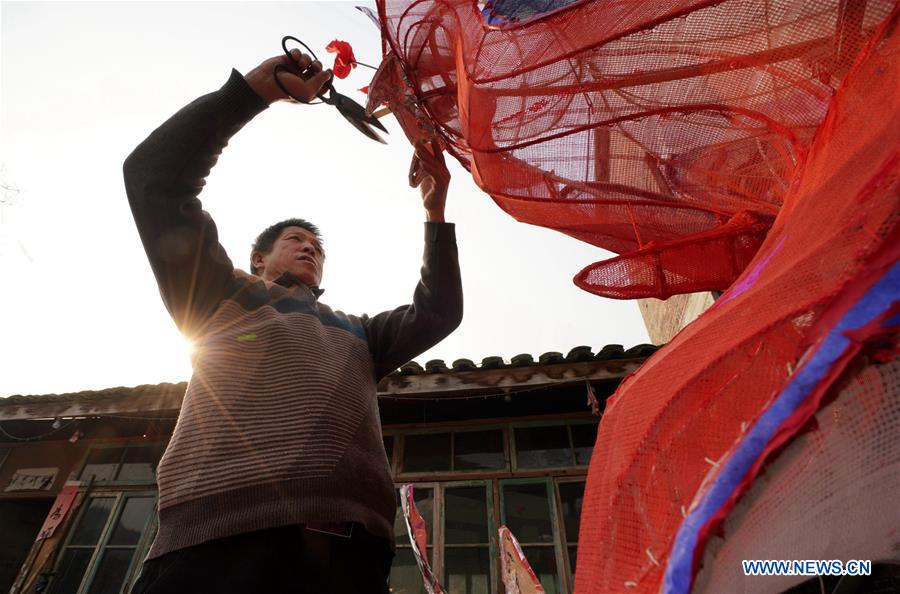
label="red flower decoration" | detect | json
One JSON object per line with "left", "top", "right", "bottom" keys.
{"left": 359, "top": 85, "right": 369, "bottom": 94}
{"left": 326, "top": 39, "right": 356, "bottom": 79}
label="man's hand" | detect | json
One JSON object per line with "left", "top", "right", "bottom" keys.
{"left": 244, "top": 50, "right": 333, "bottom": 105}
{"left": 409, "top": 141, "right": 450, "bottom": 223}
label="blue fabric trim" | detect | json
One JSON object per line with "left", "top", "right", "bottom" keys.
{"left": 481, "top": 0, "right": 581, "bottom": 24}
{"left": 663, "top": 260, "right": 900, "bottom": 594}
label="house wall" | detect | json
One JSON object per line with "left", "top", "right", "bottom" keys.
{"left": 0, "top": 441, "right": 89, "bottom": 498}
{"left": 0, "top": 498, "right": 53, "bottom": 594}
{"left": 0, "top": 357, "right": 646, "bottom": 594}
{"left": 638, "top": 291, "right": 716, "bottom": 344}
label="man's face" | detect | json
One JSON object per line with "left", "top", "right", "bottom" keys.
{"left": 253, "top": 226, "right": 324, "bottom": 287}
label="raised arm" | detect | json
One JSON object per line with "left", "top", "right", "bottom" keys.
{"left": 364, "top": 143, "right": 464, "bottom": 380}
{"left": 123, "top": 52, "right": 332, "bottom": 336}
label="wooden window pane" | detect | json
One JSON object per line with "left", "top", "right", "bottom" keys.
{"left": 50, "top": 548, "right": 92, "bottom": 594}
{"left": 453, "top": 430, "right": 505, "bottom": 471}
{"left": 503, "top": 484, "right": 553, "bottom": 543}
{"left": 570, "top": 424, "right": 597, "bottom": 466}
{"left": 445, "top": 547, "right": 491, "bottom": 594}
{"left": 521, "top": 546, "right": 560, "bottom": 594}
{"left": 515, "top": 427, "right": 570, "bottom": 468}
{"left": 80, "top": 448, "right": 123, "bottom": 482}
{"left": 86, "top": 548, "right": 134, "bottom": 594}
{"left": 69, "top": 497, "right": 115, "bottom": 546}
{"left": 389, "top": 547, "right": 428, "bottom": 594}
{"left": 445, "top": 486, "right": 488, "bottom": 544}
{"left": 403, "top": 433, "right": 451, "bottom": 472}
{"left": 557, "top": 482, "right": 585, "bottom": 544}
{"left": 117, "top": 445, "right": 163, "bottom": 481}
{"left": 108, "top": 497, "right": 155, "bottom": 546}
{"left": 393, "top": 487, "right": 434, "bottom": 545}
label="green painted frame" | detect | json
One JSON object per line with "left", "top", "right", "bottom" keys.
{"left": 47, "top": 489, "right": 157, "bottom": 594}
{"left": 499, "top": 477, "right": 572, "bottom": 594}
{"left": 553, "top": 476, "right": 588, "bottom": 592}
{"left": 440, "top": 478, "right": 497, "bottom": 593}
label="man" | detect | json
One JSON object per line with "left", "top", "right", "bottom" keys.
{"left": 124, "top": 50, "right": 462, "bottom": 593}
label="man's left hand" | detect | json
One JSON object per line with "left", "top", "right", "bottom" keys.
{"left": 409, "top": 141, "right": 450, "bottom": 223}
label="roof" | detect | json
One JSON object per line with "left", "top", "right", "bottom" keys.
{"left": 0, "top": 344, "right": 658, "bottom": 420}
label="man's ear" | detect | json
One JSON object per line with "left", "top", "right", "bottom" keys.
{"left": 251, "top": 251, "right": 266, "bottom": 274}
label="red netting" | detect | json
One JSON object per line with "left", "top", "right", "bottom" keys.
{"left": 371, "top": 0, "right": 896, "bottom": 299}
{"left": 372, "top": 2, "right": 900, "bottom": 593}
{"left": 693, "top": 357, "right": 900, "bottom": 594}
{"left": 573, "top": 11, "right": 899, "bottom": 593}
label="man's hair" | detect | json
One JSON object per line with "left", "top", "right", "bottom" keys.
{"left": 250, "top": 218, "right": 324, "bottom": 275}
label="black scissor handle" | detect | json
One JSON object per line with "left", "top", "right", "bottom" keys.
{"left": 274, "top": 36, "right": 333, "bottom": 104}
{"left": 281, "top": 35, "right": 318, "bottom": 62}
{"left": 274, "top": 35, "right": 388, "bottom": 143}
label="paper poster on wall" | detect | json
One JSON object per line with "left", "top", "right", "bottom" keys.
{"left": 4, "top": 467, "right": 58, "bottom": 492}
{"left": 36, "top": 485, "right": 79, "bottom": 541}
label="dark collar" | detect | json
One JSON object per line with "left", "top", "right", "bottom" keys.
{"left": 273, "top": 272, "right": 324, "bottom": 298}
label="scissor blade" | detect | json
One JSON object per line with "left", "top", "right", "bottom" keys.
{"left": 354, "top": 104, "right": 389, "bottom": 134}
{"left": 342, "top": 111, "right": 387, "bottom": 144}
{"left": 334, "top": 93, "right": 389, "bottom": 134}
{"left": 364, "top": 112, "right": 389, "bottom": 134}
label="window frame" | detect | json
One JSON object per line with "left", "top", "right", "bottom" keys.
{"left": 499, "top": 477, "right": 570, "bottom": 594}
{"left": 439, "top": 479, "right": 497, "bottom": 592}
{"left": 553, "top": 477, "right": 587, "bottom": 592}
{"left": 49, "top": 489, "right": 157, "bottom": 594}
{"left": 509, "top": 419, "right": 597, "bottom": 471}
{"left": 394, "top": 427, "right": 510, "bottom": 477}
{"left": 74, "top": 441, "right": 166, "bottom": 486}
{"left": 391, "top": 481, "right": 439, "bottom": 594}
{"left": 388, "top": 418, "right": 599, "bottom": 479}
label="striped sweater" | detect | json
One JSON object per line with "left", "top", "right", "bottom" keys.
{"left": 123, "top": 70, "right": 463, "bottom": 559}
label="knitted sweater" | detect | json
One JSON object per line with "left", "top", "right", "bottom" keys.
{"left": 123, "top": 70, "right": 463, "bottom": 559}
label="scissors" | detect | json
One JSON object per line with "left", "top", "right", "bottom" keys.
{"left": 273, "top": 36, "right": 388, "bottom": 144}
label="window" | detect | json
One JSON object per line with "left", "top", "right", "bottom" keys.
{"left": 390, "top": 486, "right": 435, "bottom": 594}
{"left": 453, "top": 431, "right": 505, "bottom": 471}
{"left": 384, "top": 420, "right": 594, "bottom": 592}
{"left": 515, "top": 426, "right": 571, "bottom": 468}
{"left": 403, "top": 434, "right": 452, "bottom": 473}
{"left": 389, "top": 482, "right": 494, "bottom": 594}
{"left": 444, "top": 485, "right": 492, "bottom": 594}
{"left": 513, "top": 422, "right": 596, "bottom": 469}
{"left": 400, "top": 430, "right": 506, "bottom": 474}
{"left": 569, "top": 425, "right": 596, "bottom": 466}
{"left": 557, "top": 480, "right": 585, "bottom": 577}
{"left": 501, "top": 481, "right": 560, "bottom": 593}
{"left": 50, "top": 492, "right": 156, "bottom": 594}
{"left": 79, "top": 444, "right": 165, "bottom": 483}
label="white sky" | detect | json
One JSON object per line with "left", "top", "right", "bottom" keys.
{"left": 0, "top": 1, "right": 649, "bottom": 398}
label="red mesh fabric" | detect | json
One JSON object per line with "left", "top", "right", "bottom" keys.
{"left": 574, "top": 12, "right": 899, "bottom": 594}
{"left": 371, "top": 3, "right": 899, "bottom": 593}
{"left": 371, "top": 0, "right": 896, "bottom": 299}
{"left": 692, "top": 357, "right": 900, "bottom": 594}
